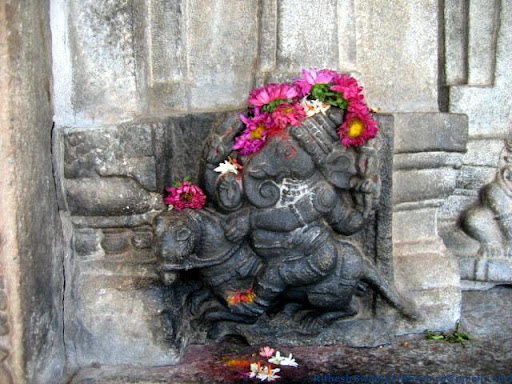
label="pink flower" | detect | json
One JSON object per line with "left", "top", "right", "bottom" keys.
{"left": 347, "top": 99, "right": 370, "bottom": 115}
{"left": 248, "top": 83, "right": 299, "bottom": 108}
{"left": 259, "top": 346, "right": 275, "bottom": 359}
{"left": 293, "top": 68, "right": 337, "bottom": 96}
{"left": 234, "top": 113, "right": 274, "bottom": 155}
{"left": 164, "top": 181, "right": 206, "bottom": 210}
{"left": 338, "top": 110, "right": 378, "bottom": 148}
{"left": 331, "top": 74, "right": 363, "bottom": 102}
{"left": 271, "top": 102, "right": 306, "bottom": 129}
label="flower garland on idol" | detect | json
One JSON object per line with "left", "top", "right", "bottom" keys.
{"left": 234, "top": 68, "right": 378, "bottom": 155}
{"left": 163, "top": 68, "right": 377, "bottom": 209}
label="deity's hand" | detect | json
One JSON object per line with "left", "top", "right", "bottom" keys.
{"left": 351, "top": 177, "right": 380, "bottom": 218}
{"left": 223, "top": 207, "right": 251, "bottom": 243}
{"left": 204, "top": 118, "right": 244, "bottom": 164}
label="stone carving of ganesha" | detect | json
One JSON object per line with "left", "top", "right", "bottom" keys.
{"left": 155, "top": 72, "right": 419, "bottom": 334}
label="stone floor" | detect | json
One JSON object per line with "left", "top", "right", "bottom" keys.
{"left": 69, "top": 286, "right": 512, "bottom": 384}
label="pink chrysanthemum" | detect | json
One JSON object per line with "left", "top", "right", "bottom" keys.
{"left": 248, "top": 83, "right": 299, "bottom": 108}
{"left": 271, "top": 102, "right": 307, "bottom": 129}
{"left": 164, "top": 181, "right": 206, "bottom": 210}
{"left": 293, "top": 68, "right": 337, "bottom": 97}
{"left": 331, "top": 74, "right": 364, "bottom": 102}
{"left": 338, "top": 110, "right": 378, "bottom": 148}
{"left": 234, "top": 113, "right": 274, "bottom": 155}
{"left": 347, "top": 99, "right": 370, "bottom": 115}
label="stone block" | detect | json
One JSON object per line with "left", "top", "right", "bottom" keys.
{"left": 75, "top": 228, "right": 102, "bottom": 256}
{"left": 485, "top": 259, "right": 512, "bottom": 283}
{"left": 66, "top": 178, "right": 164, "bottom": 216}
{"left": 467, "top": 0, "right": 499, "bottom": 85}
{"left": 276, "top": 0, "right": 338, "bottom": 71}
{"left": 449, "top": 1, "right": 512, "bottom": 138}
{"left": 70, "top": 274, "right": 179, "bottom": 366}
{"left": 338, "top": 0, "right": 357, "bottom": 71}
{"left": 393, "top": 168, "right": 459, "bottom": 204}
{"left": 187, "top": 0, "right": 259, "bottom": 111}
{"left": 444, "top": 0, "right": 468, "bottom": 85}
{"left": 64, "top": 123, "right": 157, "bottom": 191}
{"left": 393, "top": 113, "right": 468, "bottom": 154}
{"left": 394, "top": 254, "right": 460, "bottom": 290}
{"left": 397, "top": 287, "right": 461, "bottom": 332}
{"left": 67, "top": 0, "right": 139, "bottom": 123}
{"left": 393, "top": 208, "right": 438, "bottom": 243}
{"left": 355, "top": 0, "right": 439, "bottom": 112}
{"left": 458, "top": 256, "right": 476, "bottom": 280}
{"left": 259, "top": 0, "right": 278, "bottom": 72}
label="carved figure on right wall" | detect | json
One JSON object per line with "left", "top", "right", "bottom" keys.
{"left": 462, "top": 139, "right": 512, "bottom": 258}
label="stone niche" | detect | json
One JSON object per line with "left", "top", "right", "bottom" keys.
{"left": 53, "top": 109, "right": 467, "bottom": 368}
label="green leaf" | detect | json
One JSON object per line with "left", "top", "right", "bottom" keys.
{"left": 183, "top": 175, "right": 191, "bottom": 181}
{"left": 172, "top": 181, "right": 181, "bottom": 188}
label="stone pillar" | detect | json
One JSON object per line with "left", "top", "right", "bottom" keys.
{"left": 392, "top": 113, "right": 468, "bottom": 331}
{"left": 0, "top": 1, "right": 65, "bottom": 382}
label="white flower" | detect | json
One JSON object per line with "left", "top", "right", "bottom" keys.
{"left": 214, "top": 160, "right": 238, "bottom": 175}
{"left": 268, "top": 351, "right": 284, "bottom": 365}
{"left": 279, "top": 353, "right": 298, "bottom": 367}
{"left": 249, "top": 362, "right": 261, "bottom": 378}
{"left": 257, "top": 366, "right": 281, "bottom": 382}
{"left": 301, "top": 97, "right": 331, "bottom": 117}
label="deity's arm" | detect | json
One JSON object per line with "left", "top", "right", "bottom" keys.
{"left": 325, "top": 191, "right": 366, "bottom": 236}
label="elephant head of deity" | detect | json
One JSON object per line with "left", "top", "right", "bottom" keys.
{"left": 242, "top": 109, "right": 358, "bottom": 208}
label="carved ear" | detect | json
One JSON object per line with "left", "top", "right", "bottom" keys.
{"left": 321, "top": 151, "right": 357, "bottom": 189}
{"left": 176, "top": 227, "right": 192, "bottom": 241}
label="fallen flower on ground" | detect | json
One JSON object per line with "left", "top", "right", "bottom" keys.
{"left": 259, "top": 346, "right": 275, "bottom": 358}
{"left": 278, "top": 353, "right": 298, "bottom": 367}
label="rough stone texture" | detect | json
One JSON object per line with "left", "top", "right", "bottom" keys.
{"left": 67, "top": 0, "right": 139, "bottom": 124}
{"left": 0, "top": 1, "right": 65, "bottom": 383}
{"left": 467, "top": 0, "right": 499, "bottom": 86}
{"left": 449, "top": 0, "right": 511, "bottom": 138}
{"left": 444, "top": 0, "right": 468, "bottom": 85}
{"left": 68, "top": 287, "right": 512, "bottom": 383}
{"left": 393, "top": 113, "right": 468, "bottom": 154}
{"left": 277, "top": 0, "right": 338, "bottom": 71}
{"left": 355, "top": 1, "right": 439, "bottom": 112}
{"left": 392, "top": 112, "right": 467, "bottom": 333}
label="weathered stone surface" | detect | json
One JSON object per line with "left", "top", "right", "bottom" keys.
{"left": 69, "top": 274, "right": 179, "bottom": 366}
{"left": 456, "top": 165, "right": 496, "bottom": 190}
{"left": 1, "top": 1, "right": 65, "bottom": 382}
{"left": 64, "top": 123, "right": 157, "bottom": 191}
{"left": 463, "top": 139, "right": 505, "bottom": 167}
{"left": 258, "top": 0, "right": 278, "bottom": 72}
{"left": 449, "top": 0, "right": 512, "bottom": 138}
{"left": 467, "top": 0, "right": 499, "bottom": 86}
{"left": 393, "top": 113, "right": 468, "bottom": 154}
{"left": 75, "top": 228, "right": 102, "bottom": 256}
{"left": 355, "top": 1, "right": 439, "bottom": 112}
{"left": 444, "top": 0, "right": 468, "bottom": 85}
{"left": 66, "top": 178, "right": 164, "bottom": 216}
{"left": 277, "top": 0, "right": 338, "bottom": 71}
{"left": 187, "top": 0, "right": 259, "bottom": 111}
{"left": 67, "top": 0, "right": 139, "bottom": 124}
{"left": 393, "top": 168, "right": 459, "bottom": 204}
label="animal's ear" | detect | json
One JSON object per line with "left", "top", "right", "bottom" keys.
{"left": 176, "top": 227, "right": 192, "bottom": 241}
{"left": 321, "top": 150, "right": 357, "bottom": 189}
